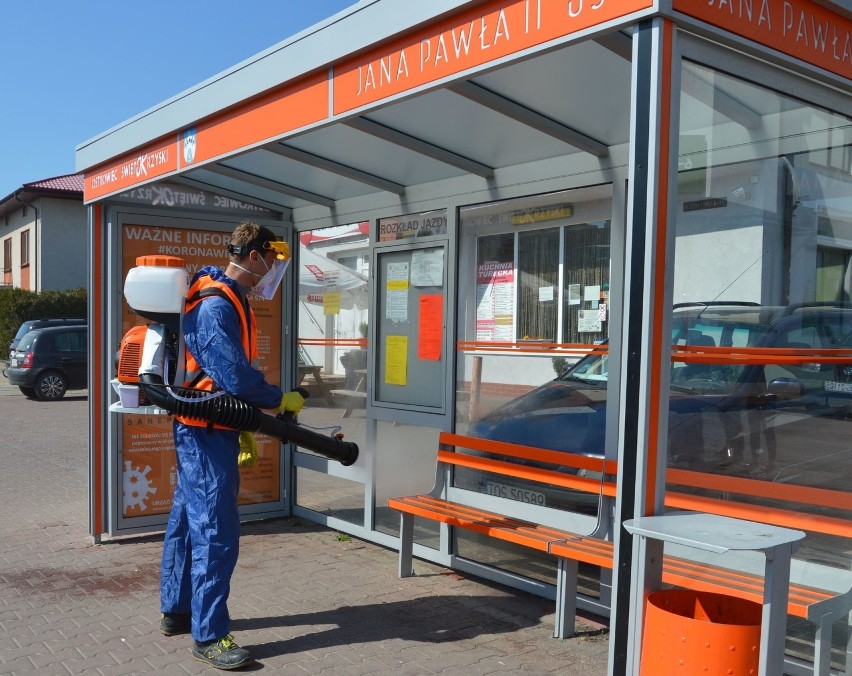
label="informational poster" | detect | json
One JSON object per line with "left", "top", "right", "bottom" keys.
{"left": 476, "top": 261, "right": 515, "bottom": 341}
{"left": 322, "top": 269, "right": 341, "bottom": 316}
{"left": 418, "top": 295, "right": 443, "bottom": 360}
{"left": 385, "top": 335, "right": 408, "bottom": 385}
{"left": 410, "top": 248, "right": 444, "bottom": 287}
{"left": 578, "top": 309, "right": 603, "bottom": 333}
{"left": 385, "top": 261, "right": 410, "bottom": 323}
{"left": 584, "top": 284, "right": 601, "bottom": 302}
{"left": 120, "top": 223, "right": 283, "bottom": 518}
{"left": 568, "top": 284, "right": 581, "bottom": 305}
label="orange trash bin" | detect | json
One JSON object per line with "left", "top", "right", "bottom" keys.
{"left": 640, "top": 589, "right": 762, "bottom": 675}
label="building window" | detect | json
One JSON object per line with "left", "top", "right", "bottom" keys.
{"left": 20, "top": 231, "right": 30, "bottom": 267}
{"left": 3, "top": 238, "right": 11, "bottom": 286}
{"left": 462, "top": 187, "right": 612, "bottom": 345}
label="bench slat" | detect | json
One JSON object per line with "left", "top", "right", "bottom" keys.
{"left": 662, "top": 556, "right": 833, "bottom": 618}
{"left": 440, "top": 431, "right": 617, "bottom": 474}
{"left": 437, "top": 449, "right": 615, "bottom": 496}
{"left": 389, "top": 494, "right": 614, "bottom": 568}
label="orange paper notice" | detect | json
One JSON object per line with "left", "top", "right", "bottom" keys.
{"left": 418, "top": 295, "right": 443, "bottom": 361}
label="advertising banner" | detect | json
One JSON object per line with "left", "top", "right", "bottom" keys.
{"left": 476, "top": 261, "right": 515, "bottom": 341}
{"left": 120, "top": 224, "right": 283, "bottom": 518}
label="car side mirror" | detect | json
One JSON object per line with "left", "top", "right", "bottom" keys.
{"left": 767, "top": 377, "right": 805, "bottom": 400}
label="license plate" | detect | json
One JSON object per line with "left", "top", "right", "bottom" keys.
{"left": 481, "top": 481, "right": 545, "bottom": 506}
{"left": 826, "top": 380, "right": 852, "bottom": 394}
{"left": 10, "top": 358, "right": 17, "bottom": 368}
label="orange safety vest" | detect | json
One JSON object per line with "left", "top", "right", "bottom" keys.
{"left": 175, "top": 274, "right": 259, "bottom": 429}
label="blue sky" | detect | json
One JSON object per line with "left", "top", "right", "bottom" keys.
{"left": 0, "top": 1, "right": 356, "bottom": 197}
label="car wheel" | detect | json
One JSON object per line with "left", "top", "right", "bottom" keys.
{"left": 35, "top": 371, "right": 67, "bottom": 400}
{"left": 18, "top": 386, "right": 36, "bottom": 398}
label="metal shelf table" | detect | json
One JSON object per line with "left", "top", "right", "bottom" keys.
{"left": 624, "top": 511, "right": 805, "bottom": 676}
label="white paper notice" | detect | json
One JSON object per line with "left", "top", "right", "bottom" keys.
{"left": 584, "top": 285, "right": 601, "bottom": 302}
{"left": 410, "top": 248, "right": 444, "bottom": 287}
{"left": 539, "top": 286, "right": 554, "bottom": 302}
{"left": 385, "top": 261, "right": 409, "bottom": 323}
{"left": 568, "top": 284, "right": 581, "bottom": 306}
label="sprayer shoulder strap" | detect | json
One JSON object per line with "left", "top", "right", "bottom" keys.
{"left": 186, "top": 283, "right": 253, "bottom": 341}
{"left": 184, "top": 283, "right": 253, "bottom": 389}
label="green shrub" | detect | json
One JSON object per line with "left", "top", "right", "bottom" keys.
{"left": 0, "top": 287, "right": 87, "bottom": 351}
{"left": 552, "top": 355, "right": 568, "bottom": 376}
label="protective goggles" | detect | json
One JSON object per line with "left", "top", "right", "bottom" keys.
{"left": 262, "top": 240, "right": 291, "bottom": 261}
{"left": 227, "top": 238, "right": 291, "bottom": 261}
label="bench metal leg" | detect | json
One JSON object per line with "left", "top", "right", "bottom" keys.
{"left": 399, "top": 513, "right": 414, "bottom": 578}
{"left": 554, "top": 557, "right": 579, "bottom": 639}
{"left": 814, "top": 616, "right": 832, "bottom": 676}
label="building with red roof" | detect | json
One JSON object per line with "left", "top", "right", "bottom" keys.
{"left": 0, "top": 173, "right": 86, "bottom": 291}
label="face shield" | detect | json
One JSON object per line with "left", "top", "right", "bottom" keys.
{"left": 253, "top": 240, "right": 290, "bottom": 300}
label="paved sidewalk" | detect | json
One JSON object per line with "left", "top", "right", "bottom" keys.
{"left": 0, "top": 384, "right": 610, "bottom": 675}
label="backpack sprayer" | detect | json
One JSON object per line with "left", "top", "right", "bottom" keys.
{"left": 112, "top": 255, "right": 358, "bottom": 466}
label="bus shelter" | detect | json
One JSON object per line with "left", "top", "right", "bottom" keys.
{"left": 77, "top": 1, "right": 852, "bottom": 672}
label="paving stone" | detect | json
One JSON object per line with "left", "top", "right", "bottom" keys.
{"left": 0, "top": 392, "right": 610, "bottom": 675}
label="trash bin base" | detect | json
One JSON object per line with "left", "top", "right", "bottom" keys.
{"left": 641, "top": 589, "right": 762, "bottom": 675}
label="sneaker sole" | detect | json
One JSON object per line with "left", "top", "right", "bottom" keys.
{"left": 191, "top": 650, "right": 253, "bottom": 670}
{"left": 159, "top": 627, "right": 190, "bottom": 636}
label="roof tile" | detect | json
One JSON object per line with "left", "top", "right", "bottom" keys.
{"left": 23, "top": 173, "right": 84, "bottom": 193}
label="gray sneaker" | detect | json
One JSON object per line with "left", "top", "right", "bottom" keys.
{"left": 192, "top": 634, "right": 253, "bottom": 670}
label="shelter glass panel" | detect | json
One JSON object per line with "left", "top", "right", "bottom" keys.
{"left": 671, "top": 55, "right": 852, "bottom": 663}
{"left": 295, "top": 223, "right": 369, "bottom": 430}
{"left": 456, "top": 187, "right": 612, "bottom": 434}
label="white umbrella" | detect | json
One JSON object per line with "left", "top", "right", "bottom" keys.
{"left": 298, "top": 246, "right": 368, "bottom": 309}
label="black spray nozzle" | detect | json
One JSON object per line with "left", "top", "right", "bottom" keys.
{"left": 137, "top": 375, "right": 358, "bottom": 466}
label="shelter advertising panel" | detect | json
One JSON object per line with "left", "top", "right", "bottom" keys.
{"left": 333, "top": 0, "right": 653, "bottom": 114}
{"left": 119, "top": 224, "right": 283, "bottom": 518}
{"left": 674, "top": 0, "right": 852, "bottom": 80}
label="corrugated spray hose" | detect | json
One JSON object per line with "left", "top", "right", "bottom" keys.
{"left": 138, "top": 374, "right": 358, "bottom": 466}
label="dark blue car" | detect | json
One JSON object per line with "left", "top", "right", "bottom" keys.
{"left": 470, "top": 303, "right": 852, "bottom": 490}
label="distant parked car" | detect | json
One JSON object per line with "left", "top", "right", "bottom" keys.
{"left": 7, "top": 318, "right": 86, "bottom": 365}
{"left": 7, "top": 325, "right": 88, "bottom": 400}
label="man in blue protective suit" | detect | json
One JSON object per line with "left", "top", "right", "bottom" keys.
{"left": 159, "top": 221, "right": 304, "bottom": 670}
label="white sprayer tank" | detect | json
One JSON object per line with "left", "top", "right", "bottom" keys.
{"left": 124, "top": 255, "right": 188, "bottom": 314}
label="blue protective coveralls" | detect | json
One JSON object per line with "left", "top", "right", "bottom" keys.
{"left": 160, "top": 265, "right": 282, "bottom": 643}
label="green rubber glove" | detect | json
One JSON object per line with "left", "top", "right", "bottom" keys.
{"left": 279, "top": 390, "right": 305, "bottom": 414}
{"left": 237, "top": 431, "right": 258, "bottom": 467}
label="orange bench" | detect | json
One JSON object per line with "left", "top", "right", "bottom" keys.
{"left": 388, "top": 432, "right": 852, "bottom": 673}
{"left": 388, "top": 432, "right": 614, "bottom": 638}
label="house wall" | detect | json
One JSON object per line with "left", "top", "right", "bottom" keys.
{"left": 0, "top": 196, "right": 85, "bottom": 291}
{"left": 38, "top": 197, "right": 87, "bottom": 290}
